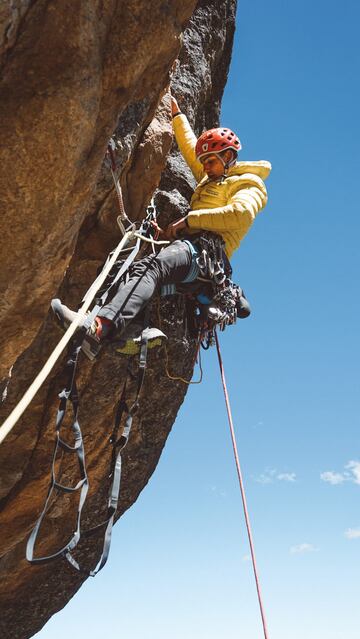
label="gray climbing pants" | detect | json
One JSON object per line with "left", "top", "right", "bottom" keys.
{"left": 97, "top": 239, "right": 193, "bottom": 331}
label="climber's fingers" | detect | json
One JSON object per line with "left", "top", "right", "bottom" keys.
{"left": 150, "top": 220, "right": 163, "bottom": 233}
{"left": 150, "top": 220, "right": 165, "bottom": 239}
{"left": 170, "top": 95, "right": 180, "bottom": 116}
{"left": 164, "top": 217, "right": 187, "bottom": 240}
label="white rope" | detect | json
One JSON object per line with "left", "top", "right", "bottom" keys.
{"left": 133, "top": 232, "right": 169, "bottom": 246}
{"left": 0, "top": 230, "right": 134, "bottom": 445}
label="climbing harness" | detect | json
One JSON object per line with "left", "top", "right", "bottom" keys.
{"left": 162, "top": 231, "right": 251, "bottom": 348}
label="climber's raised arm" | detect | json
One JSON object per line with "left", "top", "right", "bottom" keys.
{"left": 171, "top": 96, "right": 205, "bottom": 183}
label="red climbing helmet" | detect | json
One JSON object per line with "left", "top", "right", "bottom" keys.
{"left": 195, "top": 127, "right": 242, "bottom": 160}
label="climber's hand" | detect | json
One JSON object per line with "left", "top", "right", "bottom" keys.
{"left": 171, "top": 95, "right": 181, "bottom": 117}
{"left": 150, "top": 220, "right": 165, "bottom": 239}
{"left": 164, "top": 217, "right": 187, "bottom": 240}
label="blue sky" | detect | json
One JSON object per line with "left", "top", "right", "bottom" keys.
{"left": 35, "top": 1, "right": 360, "bottom": 638}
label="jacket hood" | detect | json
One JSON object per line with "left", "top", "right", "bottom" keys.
{"left": 228, "top": 160, "right": 272, "bottom": 180}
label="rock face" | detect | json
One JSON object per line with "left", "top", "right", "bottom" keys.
{"left": 0, "top": 1, "right": 237, "bottom": 637}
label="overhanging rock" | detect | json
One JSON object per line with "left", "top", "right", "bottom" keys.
{"left": 0, "top": 1, "right": 237, "bottom": 636}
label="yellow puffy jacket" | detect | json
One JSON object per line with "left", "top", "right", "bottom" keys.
{"left": 173, "top": 114, "right": 272, "bottom": 258}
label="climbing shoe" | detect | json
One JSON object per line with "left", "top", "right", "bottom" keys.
{"left": 51, "top": 298, "right": 105, "bottom": 361}
{"left": 51, "top": 299, "right": 88, "bottom": 331}
{"left": 114, "top": 327, "right": 167, "bottom": 356}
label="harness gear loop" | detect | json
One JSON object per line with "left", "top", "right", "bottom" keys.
{"left": 215, "top": 331, "right": 270, "bottom": 639}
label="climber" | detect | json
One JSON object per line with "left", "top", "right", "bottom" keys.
{"left": 52, "top": 94, "right": 271, "bottom": 353}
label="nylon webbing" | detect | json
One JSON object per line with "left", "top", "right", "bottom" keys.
{"left": 26, "top": 335, "right": 89, "bottom": 566}
{"left": 26, "top": 327, "right": 150, "bottom": 576}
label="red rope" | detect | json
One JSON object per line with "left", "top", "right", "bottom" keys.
{"left": 215, "top": 331, "right": 270, "bottom": 639}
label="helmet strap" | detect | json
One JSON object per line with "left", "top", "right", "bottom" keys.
{"left": 215, "top": 152, "right": 226, "bottom": 168}
{"left": 218, "top": 149, "right": 237, "bottom": 170}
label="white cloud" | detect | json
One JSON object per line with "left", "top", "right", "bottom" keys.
{"left": 321, "top": 460, "right": 360, "bottom": 486}
{"left": 346, "top": 461, "right": 360, "bottom": 484}
{"left": 320, "top": 471, "right": 347, "bottom": 485}
{"left": 255, "top": 468, "right": 296, "bottom": 484}
{"left": 344, "top": 528, "right": 360, "bottom": 539}
{"left": 277, "top": 472, "right": 296, "bottom": 482}
{"left": 255, "top": 470, "right": 276, "bottom": 484}
{"left": 242, "top": 554, "right": 251, "bottom": 562}
{"left": 290, "top": 543, "right": 318, "bottom": 554}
